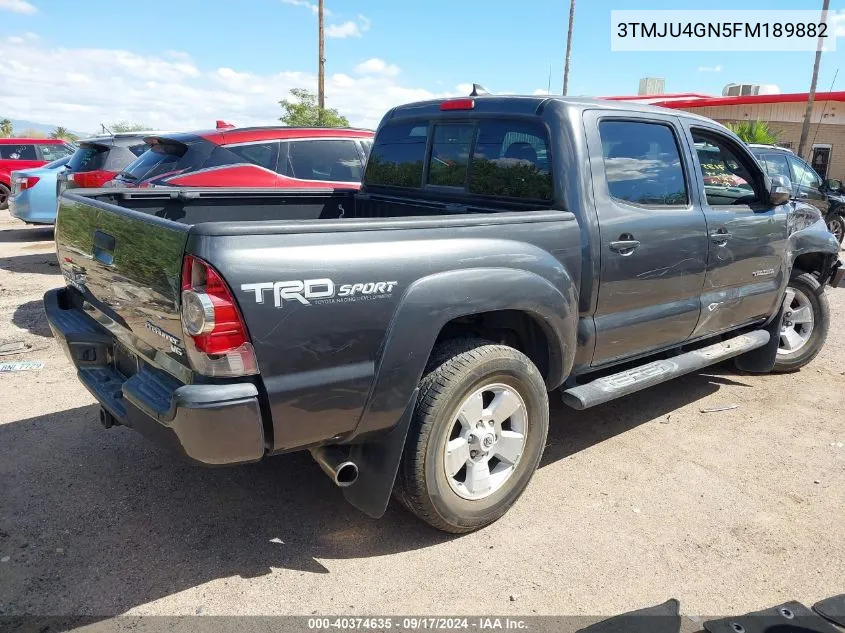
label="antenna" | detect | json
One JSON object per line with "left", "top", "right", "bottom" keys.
{"left": 548, "top": 63, "right": 552, "bottom": 95}
{"left": 809, "top": 67, "right": 838, "bottom": 154}
{"left": 469, "top": 83, "right": 490, "bottom": 96}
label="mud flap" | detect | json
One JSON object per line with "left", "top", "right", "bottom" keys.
{"left": 343, "top": 388, "right": 418, "bottom": 519}
{"left": 733, "top": 303, "right": 784, "bottom": 373}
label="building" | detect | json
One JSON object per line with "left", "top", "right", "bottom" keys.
{"left": 603, "top": 90, "right": 845, "bottom": 181}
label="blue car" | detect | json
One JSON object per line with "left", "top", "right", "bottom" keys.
{"left": 9, "top": 156, "right": 71, "bottom": 225}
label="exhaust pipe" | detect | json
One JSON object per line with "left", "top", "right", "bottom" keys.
{"left": 310, "top": 446, "right": 359, "bottom": 488}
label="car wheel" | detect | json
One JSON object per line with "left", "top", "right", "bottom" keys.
{"left": 773, "top": 272, "right": 830, "bottom": 372}
{"left": 825, "top": 213, "right": 845, "bottom": 245}
{"left": 0, "top": 183, "right": 10, "bottom": 211}
{"left": 394, "top": 338, "right": 549, "bottom": 533}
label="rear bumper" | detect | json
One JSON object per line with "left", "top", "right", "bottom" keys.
{"left": 44, "top": 287, "right": 266, "bottom": 465}
{"left": 9, "top": 190, "right": 57, "bottom": 224}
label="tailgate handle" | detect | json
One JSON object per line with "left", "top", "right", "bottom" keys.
{"left": 93, "top": 230, "right": 116, "bottom": 266}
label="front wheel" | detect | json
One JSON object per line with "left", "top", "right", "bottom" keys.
{"left": 773, "top": 272, "right": 830, "bottom": 372}
{"left": 826, "top": 213, "right": 845, "bottom": 245}
{"left": 394, "top": 339, "right": 549, "bottom": 533}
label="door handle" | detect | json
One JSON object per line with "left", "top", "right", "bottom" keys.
{"left": 609, "top": 235, "right": 640, "bottom": 255}
{"left": 710, "top": 229, "right": 731, "bottom": 245}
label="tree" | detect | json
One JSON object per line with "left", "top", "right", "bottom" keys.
{"left": 0, "top": 119, "right": 13, "bottom": 138}
{"left": 18, "top": 128, "right": 47, "bottom": 139}
{"left": 279, "top": 88, "right": 349, "bottom": 127}
{"left": 108, "top": 121, "right": 149, "bottom": 133}
{"left": 50, "top": 126, "right": 79, "bottom": 142}
{"left": 726, "top": 120, "right": 781, "bottom": 145}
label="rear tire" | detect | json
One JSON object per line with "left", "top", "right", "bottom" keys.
{"left": 773, "top": 272, "right": 829, "bottom": 372}
{"left": 394, "top": 339, "right": 549, "bottom": 533}
{"left": 0, "top": 183, "right": 10, "bottom": 211}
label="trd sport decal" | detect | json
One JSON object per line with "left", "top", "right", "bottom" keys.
{"left": 241, "top": 278, "right": 399, "bottom": 308}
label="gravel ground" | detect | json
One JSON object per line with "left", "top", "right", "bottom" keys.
{"left": 0, "top": 209, "right": 843, "bottom": 620}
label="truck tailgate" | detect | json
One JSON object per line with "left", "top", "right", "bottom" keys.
{"left": 55, "top": 192, "right": 191, "bottom": 369}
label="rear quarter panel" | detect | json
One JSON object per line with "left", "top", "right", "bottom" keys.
{"left": 192, "top": 213, "right": 581, "bottom": 452}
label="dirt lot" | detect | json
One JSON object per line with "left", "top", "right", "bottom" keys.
{"left": 0, "top": 208, "right": 843, "bottom": 619}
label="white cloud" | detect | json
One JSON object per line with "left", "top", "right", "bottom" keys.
{"left": 0, "top": 35, "right": 463, "bottom": 133}
{"left": 832, "top": 11, "right": 845, "bottom": 37}
{"left": 280, "top": 0, "right": 332, "bottom": 16}
{"left": 325, "top": 14, "right": 370, "bottom": 39}
{"left": 0, "top": 0, "right": 36, "bottom": 13}
{"left": 697, "top": 65, "right": 722, "bottom": 72}
{"left": 355, "top": 58, "right": 399, "bottom": 76}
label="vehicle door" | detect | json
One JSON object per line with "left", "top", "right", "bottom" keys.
{"left": 787, "top": 154, "right": 828, "bottom": 215}
{"left": 584, "top": 111, "right": 709, "bottom": 366}
{"left": 684, "top": 126, "right": 788, "bottom": 337}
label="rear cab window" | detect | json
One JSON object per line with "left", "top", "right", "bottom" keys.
{"left": 364, "top": 118, "right": 553, "bottom": 202}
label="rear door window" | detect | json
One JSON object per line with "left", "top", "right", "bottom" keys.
{"left": 286, "top": 139, "right": 363, "bottom": 182}
{"left": 226, "top": 142, "right": 280, "bottom": 171}
{"left": 39, "top": 144, "right": 74, "bottom": 161}
{"left": 0, "top": 144, "right": 37, "bottom": 160}
{"left": 761, "top": 153, "right": 791, "bottom": 180}
{"left": 600, "top": 121, "right": 688, "bottom": 206}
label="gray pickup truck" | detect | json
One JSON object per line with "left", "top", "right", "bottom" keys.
{"left": 45, "top": 96, "right": 843, "bottom": 533}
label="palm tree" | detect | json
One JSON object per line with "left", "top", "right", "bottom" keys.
{"left": 0, "top": 118, "right": 12, "bottom": 138}
{"left": 562, "top": 0, "right": 575, "bottom": 95}
{"left": 726, "top": 120, "right": 781, "bottom": 145}
{"left": 50, "top": 126, "right": 79, "bottom": 142}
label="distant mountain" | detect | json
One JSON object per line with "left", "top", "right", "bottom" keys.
{"left": 5, "top": 118, "right": 89, "bottom": 138}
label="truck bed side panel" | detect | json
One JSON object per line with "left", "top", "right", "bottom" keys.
{"left": 193, "top": 212, "right": 581, "bottom": 452}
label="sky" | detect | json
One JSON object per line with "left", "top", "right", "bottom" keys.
{"left": 1, "top": 0, "right": 844, "bottom": 134}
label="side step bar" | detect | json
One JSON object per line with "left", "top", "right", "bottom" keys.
{"left": 561, "top": 330, "right": 770, "bottom": 410}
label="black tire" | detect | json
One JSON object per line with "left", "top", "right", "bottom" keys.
{"left": 826, "top": 213, "right": 845, "bottom": 246}
{"left": 773, "top": 272, "right": 830, "bottom": 373}
{"left": 0, "top": 183, "right": 10, "bottom": 211}
{"left": 394, "top": 338, "right": 549, "bottom": 533}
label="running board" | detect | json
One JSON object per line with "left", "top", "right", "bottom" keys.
{"left": 561, "top": 330, "right": 770, "bottom": 410}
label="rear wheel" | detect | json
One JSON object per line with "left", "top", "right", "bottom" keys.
{"left": 394, "top": 339, "right": 549, "bottom": 533}
{"left": 0, "top": 183, "right": 10, "bottom": 211}
{"left": 773, "top": 272, "right": 829, "bottom": 372}
{"left": 826, "top": 213, "right": 845, "bottom": 245}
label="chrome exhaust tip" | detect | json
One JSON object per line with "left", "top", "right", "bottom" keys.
{"left": 310, "top": 446, "right": 359, "bottom": 488}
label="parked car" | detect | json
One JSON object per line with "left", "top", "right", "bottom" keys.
{"left": 58, "top": 132, "right": 171, "bottom": 195}
{"left": 749, "top": 144, "right": 845, "bottom": 244}
{"left": 0, "top": 138, "right": 75, "bottom": 210}
{"left": 8, "top": 156, "right": 71, "bottom": 224}
{"left": 46, "top": 96, "right": 842, "bottom": 533}
{"left": 108, "top": 126, "right": 374, "bottom": 189}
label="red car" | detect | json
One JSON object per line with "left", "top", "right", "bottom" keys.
{"left": 110, "top": 126, "right": 374, "bottom": 189}
{"left": 0, "top": 138, "right": 75, "bottom": 209}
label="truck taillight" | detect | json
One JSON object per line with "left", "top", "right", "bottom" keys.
{"left": 15, "top": 176, "right": 40, "bottom": 191}
{"left": 70, "top": 170, "right": 118, "bottom": 188}
{"left": 180, "top": 255, "right": 258, "bottom": 377}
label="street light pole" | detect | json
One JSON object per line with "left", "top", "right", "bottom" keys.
{"left": 318, "top": 0, "right": 325, "bottom": 120}
{"left": 797, "top": 0, "right": 830, "bottom": 159}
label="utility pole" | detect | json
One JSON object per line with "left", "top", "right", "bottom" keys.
{"left": 797, "top": 0, "right": 829, "bottom": 159}
{"left": 318, "top": 0, "right": 325, "bottom": 123}
{"left": 562, "top": 0, "right": 575, "bottom": 95}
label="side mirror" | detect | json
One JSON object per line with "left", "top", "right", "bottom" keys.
{"left": 769, "top": 174, "right": 793, "bottom": 205}
{"left": 824, "top": 178, "right": 842, "bottom": 192}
